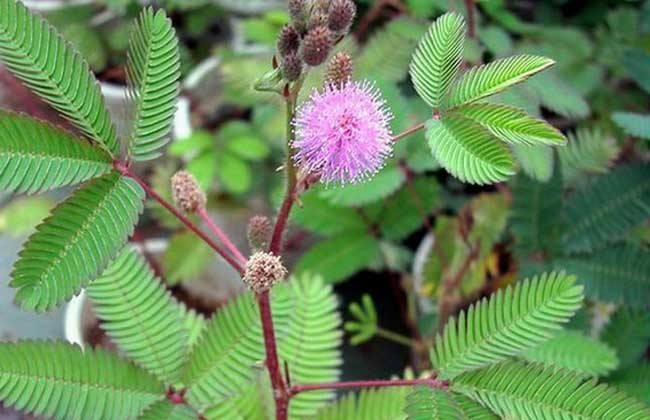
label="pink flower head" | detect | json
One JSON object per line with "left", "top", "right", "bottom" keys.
{"left": 292, "top": 80, "right": 393, "bottom": 184}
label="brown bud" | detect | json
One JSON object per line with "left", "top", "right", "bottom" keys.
{"left": 328, "top": 0, "right": 356, "bottom": 33}
{"left": 326, "top": 52, "right": 353, "bottom": 87}
{"left": 247, "top": 215, "right": 273, "bottom": 251}
{"left": 171, "top": 170, "right": 206, "bottom": 213}
{"left": 243, "top": 252, "right": 288, "bottom": 294}
{"left": 308, "top": 11, "right": 329, "bottom": 31}
{"left": 282, "top": 52, "right": 303, "bottom": 82}
{"left": 277, "top": 25, "right": 300, "bottom": 57}
{"left": 302, "top": 26, "right": 333, "bottom": 66}
{"left": 288, "top": 0, "right": 307, "bottom": 24}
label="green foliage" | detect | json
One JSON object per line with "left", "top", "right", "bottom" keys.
{"left": 601, "top": 309, "right": 650, "bottom": 369}
{"left": 318, "top": 166, "right": 405, "bottom": 207}
{"left": 404, "top": 387, "right": 463, "bottom": 419}
{"left": 0, "top": 0, "right": 118, "bottom": 155}
{"left": 10, "top": 172, "right": 144, "bottom": 311}
{"left": 0, "top": 341, "right": 163, "bottom": 420}
{"left": 431, "top": 272, "right": 584, "bottom": 380}
{"left": 315, "top": 388, "right": 408, "bottom": 420}
{"left": 612, "top": 112, "right": 650, "bottom": 140}
{"left": 622, "top": 49, "right": 650, "bottom": 93}
{"left": 0, "top": 112, "right": 112, "bottom": 194}
{"left": 512, "top": 144, "right": 553, "bottom": 182}
{"left": 345, "top": 294, "right": 378, "bottom": 345}
{"left": 453, "top": 361, "right": 650, "bottom": 419}
{"left": 608, "top": 364, "right": 650, "bottom": 404}
{"left": 61, "top": 23, "right": 108, "bottom": 72}
{"left": 521, "top": 330, "right": 618, "bottom": 377}
{"left": 525, "top": 71, "right": 590, "bottom": 119}
{"left": 562, "top": 164, "right": 650, "bottom": 252}
{"left": 185, "top": 275, "right": 341, "bottom": 415}
{"left": 451, "top": 103, "right": 566, "bottom": 146}
{"left": 356, "top": 18, "right": 427, "bottom": 82}
{"left": 126, "top": 8, "right": 180, "bottom": 161}
{"left": 426, "top": 116, "right": 515, "bottom": 185}
{"left": 557, "top": 244, "right": 650, "bottom": 308}
{"left": 295, "top": 233, "right": 380, "bottom": 284}
{"left": 0, "top": 196, "right": 53, "bottom": 236}
{"left": 559, "top": 128, "right": 620, "bottom": 185}
{"left": 162, "top": 230, "right": 214, "bottom": 285}
{"left": 510, "top": 169, "right": 563, "bottom": 258}
{"left": 139, "top": 401, "right": 196, "bottom": 420}
{"left": 88, "top": 247, "right": 189, "bottom": 385}
{"left": 291, "top": 192, "right": 367, "bottom": 236}
{"left": 446, "top": 55, "right": 554, "bottom": 109}
{"left": 410, "top": 12, "right": 466, "bottom": 109}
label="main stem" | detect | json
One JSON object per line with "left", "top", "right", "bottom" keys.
{"left": 261, "top": 84, "right": 302, "bottom": 420}
{"left": 114, "top": 162, "right": 245, "bottom": 275}
{"left": 196, "top": 206, "right": 248, "bottom": 265}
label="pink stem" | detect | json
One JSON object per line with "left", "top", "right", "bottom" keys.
{"left": 257, "top": 291, "right": 289, "bottom": 419}
{"left": 196, "top": 206, "right": 248, "bottom": 265}
{"left": 113, "top": 162, "right": 245, "bottom": 276}
{"left": 290, "top": 376, "right": 448, "bottom": 396}
{"left": 391, "top": 122, "right": 426, "bottom": 142}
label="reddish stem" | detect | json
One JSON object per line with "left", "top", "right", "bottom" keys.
{"left": 465, "top": 0, "right": 476, "bottom": 38}
{"left": 196, "top": 206, "right": 248, "bottom": 265}
{"left": 113, "top": 162, "right": 245, "bottom": 275}
{"left": 269, "top": 183, "right": 296, "bottom": 255}
{"left": 290, "top": 376, "right": 448, "bottom": 396}
{"left": 391, "top": 122, "right": 426, "bottom": 142}
{"left": 257, "top": 291, "right": 289, "bottom": 418}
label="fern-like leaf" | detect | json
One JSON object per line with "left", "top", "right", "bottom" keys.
{"left": 522, "top": 330, "right": 619, "bottom": 376}
{"left": 195, "top": 276, "right": 342, "bottom": 419}
{"left": 556, "top": 244, "right": 650, "bottom": 308}
{"left": 139, "top": 401, "right": 196, "bottom": 420}
{"left": 126, "top": 7, "right": 180, "bottom": 161}
{"left": 601, "top": 309, "right": 650, "bottom": 369}
{"left": 280, "top": 275, "right": 342, "bottom": 418}
{"left": 510, "top": 169, "right": 563, "bottom": 258}
{"left": 431, "top": 271, "right": 584, "bottom": 380}
{"left": 0, "top": 0, "right": 118, "bottom": 155}
{"left": 453, "top": 361, "right": 650, "bottom": 419}
{"left": 0, "top": 112, "right": 112, "bottom": 194}
{"left": 562, "top": 164, "right": 650, "bottom": 252}
{"left": 0, "top": 341, "right": 163, "bottom": 420}
{"left": 559, "top": 128, "right": 620, "bottom": 185}
{"left": 608, "top": 364, "right": 650, "bottom": 404}
{"left": 10, "top": 172, "right": 144, "bottom": 311}
{"left": 612, "top": 112, "right": 650, "bottom": 140}
{"left": 451, "top": 102, "right": 566, "bottom": 146}
{"left": 512, "top": 143, "right": 554, "bottom": 182}
{"left": 426, "top": 116, "right": 515, "bottom": 185}
{"left": 88, "top": 247, "right": 188, "bottom": 385}
{"left": 409, "top": 12, "right": 466, "bottom": 109}
{"left": 446, "top": 55, "right": 554, "bottom": 108}
{"left": 315, "top": 388, "right": 408, "bottom": 420}
{"left": 404, "top": 387, "right": 464, "bottom": 419}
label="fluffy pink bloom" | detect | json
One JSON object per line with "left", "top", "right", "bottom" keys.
{"left": 292, "top": 81, "right": 393, "bottom": 184}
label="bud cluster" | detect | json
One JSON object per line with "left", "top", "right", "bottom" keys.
{"left": 243, "top": 251, "right": 288, "bottom": 294}
{"left": 171, "top": 170, "right": 206, "bottom": 214}
{"left": 278, "top": 0, "right": 356, "bottom": 81}
{"left": 247, "top": 215, "right": 273, "bottom": 251}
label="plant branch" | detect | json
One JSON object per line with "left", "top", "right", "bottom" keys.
{"left": 391, "top": 122, "right": 426, "bottom": 142}
{"left": 113, "top": 162, "right": 245, "bottom": 275}
{"left": 464, "top": 0, "right": 476, "bottom": 39}
{"left": 376, "top": 327, "right": 414, "bottom": 347}
{"left": 196, "top": 206, "right": 248, "bottom": 265}
{"left": 437, "top": 243, "right": 480, "bottom": 331}
{"left": 290, "top": 376, "right": 448, "bottom": 396}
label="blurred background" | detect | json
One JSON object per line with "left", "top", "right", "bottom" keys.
{"left": 0, "top": 0, "right": 648, "bottom": 418}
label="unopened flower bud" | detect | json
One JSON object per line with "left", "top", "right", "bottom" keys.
{"left": 328, "top": 0, "right": 356, "bottom": 33}
{"left": 282, "top": 52, "right": 303, "bottom": 81}
{"left": 308, "top": 11, "right": 329, "bottom": 30}
{"left": 277, "top": 25, "right": 300, "bottom": 57}
{"left": 171, "top": 170, "right": 206, "bottom": 213}
{"left": 326, "top": 52, "right": 353, "bottom": 87}
{"left": 247, "top": 215, "right": 272, "bottom": 250}
{"left": 243, "top": 252, "right": 288, "bottom": 294}
{"left": 289, "top": 0, "right": 307, "bottom": 24}
{"left": 302, "top": 26, "right": 333, "bottom": 66}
